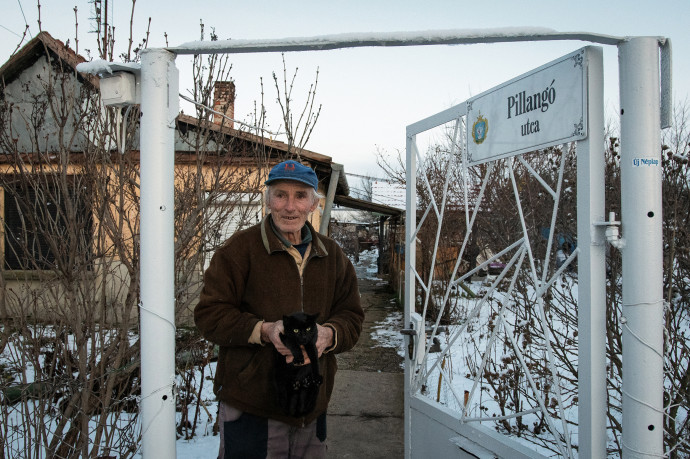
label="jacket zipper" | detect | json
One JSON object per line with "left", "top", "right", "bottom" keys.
{"left": 297, "top": 248, "right": 315, "bottom": 312}
{"left": 300, "top": 274, "right": 304, "bottom": 312}
{"left": 296, "top": 248, "right": 317, "bottom": 428}
{"left": 297, "top": 252, "right": 309, "bottom": 427}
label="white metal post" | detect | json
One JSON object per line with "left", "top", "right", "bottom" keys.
{"left": 577, "top": 46, "right": 607, "bottom": 459}
{"left": 618, "top": 37, "right": 664, "bottom": 458}
{"left": 404, "top": 131, "right": 417, "bottom": 459}
{"left": 139, "top": 48, "right": 179, "bottom": 458}
{"left": 319, "top": 163, "right": 343, "bottom": 235}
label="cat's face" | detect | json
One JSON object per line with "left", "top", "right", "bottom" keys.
{"left": 283, "top": 312, "right": 318, "bottom": 343}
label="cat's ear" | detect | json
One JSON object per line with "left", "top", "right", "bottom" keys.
{"left": 308, "top": 313, "right": 320, "bottom": 321}
{"left": 283, "top": 315, "right": 290, "bottom": 322}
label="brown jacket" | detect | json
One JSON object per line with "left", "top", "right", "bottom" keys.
{"left": 194, "top": 215, "right": 364, "bottom": 426}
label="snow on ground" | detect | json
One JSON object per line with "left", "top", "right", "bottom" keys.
{"left": 406, "top": 273, "right": 582, "bottom": 457}
{"left": 169, "top": 247, "right": 404, "bottom": 456}
{"left": 352, "top": 247, "right": 577, "bottom": 456}
{"left": 349, "top": 245, "right": 583, "bottom": 457}
{"left": 167, "top": 432, "right": 219, "bottom": 459}
{"left": 0, "top": 247, "right": 402, "bottom": 458}
{"left": 352, "top": 246, "right": 381, "bottom": 280}
{"left": 0, "top": 245, "right": 581, "bottom": 457}
{"left": 352, "top": 247, "right": 405, "bottom": 362}
{"left": 370, "top": 310, "right": 405, "bottom": 363}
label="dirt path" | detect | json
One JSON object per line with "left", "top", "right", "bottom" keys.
{"left": 335, "top": 276, "right": 404, "bottom": 373}
{"left": 327, "top": 273, "right": 405, "bottom": 458}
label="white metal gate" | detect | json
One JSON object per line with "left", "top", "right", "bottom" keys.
{"left": 402, "top": 48, "right": 604, "bottom": 458}
{"left": 403, "top": 39, "right": 669, "bottom": 458}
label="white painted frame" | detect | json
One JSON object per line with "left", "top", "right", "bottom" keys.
{"left": 403, "top": 45, "right": 604, "bottom": 458}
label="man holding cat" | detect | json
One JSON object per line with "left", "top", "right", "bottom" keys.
{"left": 195, "top": 159, "right": 364, "bottom": 459}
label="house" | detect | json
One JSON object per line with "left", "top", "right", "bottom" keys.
{"left": 0, "top": 31, "right": 351, "bottom": 324}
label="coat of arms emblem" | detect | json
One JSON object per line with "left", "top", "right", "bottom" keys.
{"left": 472, "top": 113, "right": 488, "bottom": 145}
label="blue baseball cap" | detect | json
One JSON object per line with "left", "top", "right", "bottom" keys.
{"left": 265, "top": 160, "right": 318, "bottom": 191}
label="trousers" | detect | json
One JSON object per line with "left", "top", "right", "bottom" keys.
{"left": 217, "top": 401, "right": 327, "bottom": 459}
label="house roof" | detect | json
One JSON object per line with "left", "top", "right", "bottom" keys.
{"left": 0, "top": 31, "right": 99, "bottom": 88}
{"left": 334, "top": 194, "right": 403, "bottom": 216}
{"left": 0, "top": 31, "right": 350, "bottom": 197}
{"left": 176, "top": 114, "right": 349, "bottom": 196}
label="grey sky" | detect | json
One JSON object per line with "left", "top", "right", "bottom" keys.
{"left": 1, "top": 0, "right": 687, "bottom": 177}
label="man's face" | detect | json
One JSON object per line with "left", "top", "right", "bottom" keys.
{"left": 267, "top": 181, "right": 318, "bottom": 243}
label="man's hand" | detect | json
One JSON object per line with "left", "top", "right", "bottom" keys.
{"left": 315, "top": 323, "right": 334, "bottom": 357}
{"left": 261, "top": 320, "right": 287, "bottom": 351}
{"left": 261, "top": 320, "right": 307, "bottom": 364}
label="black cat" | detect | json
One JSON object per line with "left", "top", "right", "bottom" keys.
{"left": 273, "top": 312, "right": 323, "bottom": 417}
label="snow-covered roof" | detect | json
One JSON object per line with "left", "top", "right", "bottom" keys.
{"left": 76, "top": 59, "right": 141, "bottom": 76}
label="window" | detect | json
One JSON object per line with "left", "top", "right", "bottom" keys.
{"left": 3, "top": 178, "right": 93, "bottom": 271}
{"left": 203, "top": 192, "right": 262, "bottom": 270}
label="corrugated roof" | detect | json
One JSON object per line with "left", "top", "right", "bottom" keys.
{"left": 333, "top": 194, "right": 403, "bottom": 216}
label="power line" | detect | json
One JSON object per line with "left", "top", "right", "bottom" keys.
{"left": 345, "top": 171, "right": 393, "bottom": 182}
{"left": 0, "top": 24, "right": 23, "bottom": 38}
{"left": 16, "top": 0, "right": 31, "bottom": 37}
{"left": 178, "top": 92, "right": 284, "bottom": 137}
{"left": 345, "top": 186, "right": 405, "bottom": 207}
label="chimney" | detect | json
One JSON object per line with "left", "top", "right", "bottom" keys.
{"left": 212, "top": 81, "right": 236, "bottom": 128}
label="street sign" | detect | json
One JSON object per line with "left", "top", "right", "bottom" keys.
{"left": 466, "top": 47, "right": 589, "bottom": 165}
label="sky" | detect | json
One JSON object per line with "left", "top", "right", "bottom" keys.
{"left": 1, "top": 0, "right": 688, "bottom": 187}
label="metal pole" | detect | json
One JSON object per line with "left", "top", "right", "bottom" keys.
{"left": 403, "top": 131, "right": 417, "bottom": 459}
{"left": 577, "top": 46, "right": 607, "bottom": 459}
{"left": 139, "top": 48, "right": 178, "bottom": 458}
{"left": 319, "top": 163, "right": 343, "bottom": 235}
{"left": 618, "top": 37, "right": 664, "bottom": 458}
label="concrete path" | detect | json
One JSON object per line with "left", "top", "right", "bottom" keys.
{"left": 327, "top": 275, "right": 405, "bottom": 458}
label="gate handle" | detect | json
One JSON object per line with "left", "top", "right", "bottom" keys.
{"left": 400, "top": 328, "right": 417, "bottom": 360}
{"left": 401, "top": 326, "right": 448, "bottom": 360}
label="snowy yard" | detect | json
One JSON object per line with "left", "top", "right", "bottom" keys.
{"left": 0, "top": 247, "right": 402, "bottom": 458}
{"left": 2, "top": 243, "right": 687, "bottom": 457}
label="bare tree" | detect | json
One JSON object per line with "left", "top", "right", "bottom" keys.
{"left": 272, "top": 54, "right": 322, "bottom": 157}
{"left": 375, "top": 146, "right": 406, "bottom": 185}
{"left": 659, "top": 100, "right": 690, "bottom": 459}
{"left": 0, "top": 28, "right": 144, "bottom": 456}
{"left": 0, "top": 5, "right": 323, "bottom": 458}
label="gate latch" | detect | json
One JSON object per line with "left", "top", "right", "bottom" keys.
{"left": 402, "top": 320, "right": 448, "bottom": 360}
{"left": 400, "top": 326, "right": 417, "bottom": 360}
{"left": 400, "top": 312, "right": 425, "bottom": 364}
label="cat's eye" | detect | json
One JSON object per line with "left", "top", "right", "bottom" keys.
{"left": 306, "top": 327, "right": 311, "bottom": 331}
{"left": 293, "top": 329, "right": 299, "bottom": 333}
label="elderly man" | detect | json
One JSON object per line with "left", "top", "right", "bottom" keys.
{"left": 195, "top": 159, "right": 364, "bottom": 459}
